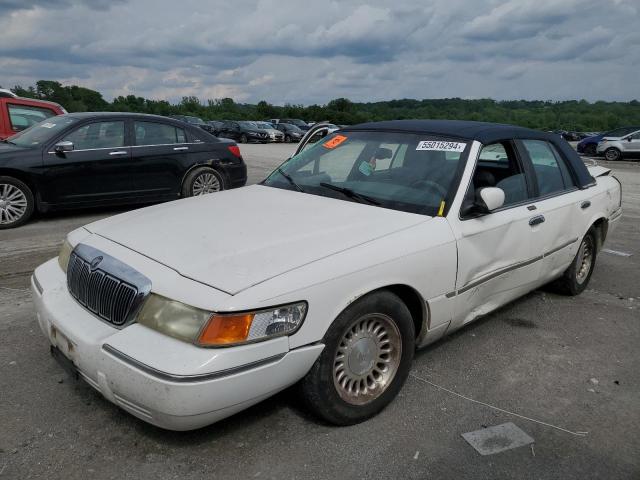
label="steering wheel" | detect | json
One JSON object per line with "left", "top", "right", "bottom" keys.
{"left": 410, "top": 179, "right": 447, "bottom": 198}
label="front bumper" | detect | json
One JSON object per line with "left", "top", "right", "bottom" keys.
{"left": 32, "top": 258, "right": 323, "bottom": 431}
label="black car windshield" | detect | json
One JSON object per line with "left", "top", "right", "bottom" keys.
{"left": 184, "top": 116, "right": 204, "bottom": 124}
{"left": 238, "top": 121, "right": 258, "bottom": 128}
{"left": 263, "top": 131, "right": 469, "bottom": 216}
{"left": 285, "top": 119, "right": 307, "bottom": 128}
{"left": 282, "top": 124, "right": 303, "bottom": 132}
{"left": 255, "top": 122, "right": 273, "bottom": 129}
{"left": 7, "top": 117, "right": 79, "bottom": 148}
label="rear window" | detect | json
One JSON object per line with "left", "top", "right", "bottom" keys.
{"left": 134, "top": 121, "right": 186, "bottom": 145}
{"left": 8, "top": 104, "right": 56, "bottom": 132}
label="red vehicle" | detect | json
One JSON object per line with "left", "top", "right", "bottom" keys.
{"left": 0, "top": 89, "right": 66, "bottom": 140}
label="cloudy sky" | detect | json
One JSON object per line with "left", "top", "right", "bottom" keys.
{"left": 1, "top": 0, "right": 638, "bottom": 105}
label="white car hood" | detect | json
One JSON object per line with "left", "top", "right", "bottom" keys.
{"left": 85, "top": 185, "right": 429, "bottom": 294}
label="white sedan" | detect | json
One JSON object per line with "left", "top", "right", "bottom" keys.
{"left": 32, "top": 120, "right": 622, "bottom": 430}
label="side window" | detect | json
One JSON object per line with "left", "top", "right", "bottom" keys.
{"left": 134, "top": 122, "right": 185, "bottom": 145}
{"left": 470, "top": 142, "right": 529, "bottom": 207}
{"left": 8, "top": 104, "right": 56, "bottom": 132}
{"left": 521, "top": 140, "right": 572, "bottom": 196}
{"left": 631, "top": 132, "right": 640, "bottom": 140}
{"left": 63, "top": 121, "right": 125, "bottom": 150}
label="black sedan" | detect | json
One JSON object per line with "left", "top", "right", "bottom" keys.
{"left": 0, "top": 112, "right": 247, "bottom": 228}
{"left": 217, "top": 121, "right": 269, "bottom": 143}
{"left": 275, "top": 123, "right": 304, "bottom": 143}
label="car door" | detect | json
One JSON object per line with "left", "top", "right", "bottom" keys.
{"left": 44, "top": 119, "right": 131, "bottom": 204}
{"left": 447, "top": 140, "right": 540, "bottom": 327}
{"left": 623, "top": 131, "right": 640, "bottom": 154}
{"left": 516, "top": 139, "right": 584, "bottom": 282}
{"left": 128, "top": 120, "right": 190, "bottom": 197}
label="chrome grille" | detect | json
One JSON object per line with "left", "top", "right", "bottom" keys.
{"left": 66, "top": 244, "right": 151, "bottom": 328}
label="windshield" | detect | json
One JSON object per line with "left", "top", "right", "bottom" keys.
{"left": 263, "top": 131, "right": 469, "bottom": 216}
{"left": 604, "top": 127, "right": 639, "bottom": 138}
{"left": 255, "top": 122, "right": 273, "bottom": 129}
{"left": 7, "top": 116, "right": 79, "bottom": 148}
{"left": 183, "top": 116, "right": 204, "bottom": 124}
{"left": 284, "top": 119, "right": 307, "bottom": 128}
{"left": 238, "top": 121, "right": 258, "bottom": 129}
{"left": 282, "top": 124, "right": 303, "bottom": 132}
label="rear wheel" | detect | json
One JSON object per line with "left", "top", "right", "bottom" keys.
{"left": 300, "top": 290, "right": 415, "bottom": 425}
{"left": 0, "top": 176, "right": 35, "bottom": 229}
{"left": 604, "top": 147, "right": 621, "bottom": 161}
{"left": 284, "top": 134, "right": 292, "bottom": 143}
{"left": 181, "top": 167, "right": 224, "bottom": 197}
{"left": 548, "top": 229, "right": 597, "bottom": 295}
{"left": 240, "top": 134, "right": 248, "bottom": 144}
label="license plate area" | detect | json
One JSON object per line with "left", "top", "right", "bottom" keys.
{"left": 50, "top": 345, "right": 79, "bottom": 380}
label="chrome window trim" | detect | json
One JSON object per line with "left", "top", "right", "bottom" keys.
{"left": 102, "top": 343, "right": 286, "bottom": 383}
{"left": 46, "top": 142, "right": 205, "bottom": 154}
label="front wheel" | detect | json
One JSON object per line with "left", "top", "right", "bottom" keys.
{"left": 584, "top": 144, "right": 597, "bottom": 156}
{"left": 548, "top": 229, "right": 597, "bottom": 295}
{"left": 284, "top": 135, "right": 291, "bottom": 143}
{"left": 0, "top": 176, "right": 35, "bottom": 229}
{"left": 300, "top": 290, "right": 415, "bottom": 425}
{"left": 239, "top": 134, "right": 248, "bottom": 144}
{"left": 604, "top": 147, "right": 622, "bottom": 161}
{"left": 181, "top": 167, "right": 224, "bottom": 197}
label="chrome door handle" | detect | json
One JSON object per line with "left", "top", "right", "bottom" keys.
{"left": 581, "top": 200, "right": 591, "bottom": 209}
{"left": 173, "top": 146, "right": 189, "bottom": 151}
{"left": 529, "top": 215, "right": 545, "bottom": 226}
{"left": 109, "top": 150, "right": 128, "bottom": 156}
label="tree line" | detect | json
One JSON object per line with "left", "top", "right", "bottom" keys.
{"left": 6, "top": 80, "right": 640, "bottom": 132}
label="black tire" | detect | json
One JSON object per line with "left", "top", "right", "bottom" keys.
{"left": 584, "top": 144, "right": 597, "bottom": 156}
{"left": 0, "top": 176, "right": 35, "bottom": 229}
{"left": 181, "top": 167, "right": 224, "bottom": 198}
{"left": 548, "top": 229, "right": 597, "bottom": 296}
{"left": 284, "top": 135, "right": 291, "bottom": 143}
{"left": 239, "top": 134, "right": 248, "bottom": 144}
{"left": 604, "top": 147, "right": 621, "bottom": 161}
{"left": 300, "top": 290, "right": 415, "bottom": 425}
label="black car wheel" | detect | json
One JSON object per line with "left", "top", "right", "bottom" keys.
{"left": 182, "top": 167, "right": 224, "bottom": 197}
{"left": 0, "top": 176, "right": 35, "bottom": 229}
{"left": 584, "top": 144, "right": 597, "bottom": 156}
{"left": 604, "top": 147, "right": 622, "bottom": 161}
{"left": 300, "top": 290, "right": 415, "bottom": 425}
{"left": 240, "top": 134, "right": 248, "bottom": 144}
{"left": 284, "top": 135, "right": 292, "bottom": 143}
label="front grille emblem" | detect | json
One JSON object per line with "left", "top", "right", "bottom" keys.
{"left": 90, "top": 256, "right": 103, "bottom": 271}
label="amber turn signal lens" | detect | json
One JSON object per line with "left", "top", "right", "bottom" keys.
{"left": 198, "top": 314, "right": 254, "bottom": 345}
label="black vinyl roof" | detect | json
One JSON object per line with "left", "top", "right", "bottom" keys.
{"left": 344, "top": 119, "right": 557, "bottom": 144}
{"left": 343, "top": 119, "right": 595, "bottom": 189}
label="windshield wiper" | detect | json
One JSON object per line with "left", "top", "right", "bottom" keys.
{"left": 276, "top": 167, "right": 304, "bottom": 192}
{"left": 319, "top": 182, "right": 380, "bottom": 205}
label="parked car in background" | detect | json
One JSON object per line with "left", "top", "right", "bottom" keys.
{"left": 217, "top": 121, "right": 269, "bottom": 143}
{"left": 578, "top": 126, "right": 640, "bottom": 156}
{"left": 255, "top": 121, "right": 284, "bottom": 142}
{"left": 597, "top": 128, "right": 640, "bottom": 161}
{"left": 0, "top": 112, "right": 246, "bottom": 228}
{"left": 269, "top": 118, "right": 311, "bottom": 131}
{"left": 206, "top": 120, "right": 224, "bottom": 136}
{"left": 0, "top": 89, "right": 66, "bottom": 140}
{"left": 274, "top": 123, "right": 304, "bottom": 142}
{"left": 169, "top": 115, "right": 217, "bottom": 135}
{"left": 33, "top": 120, "right": 621, "bottom": 431}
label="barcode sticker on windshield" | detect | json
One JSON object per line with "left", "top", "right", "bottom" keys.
{"left": 40, "top": 123, "right": 56, "bottom": 129}
{"left": 416, "top": 141, "right": 466, "bottom": 152}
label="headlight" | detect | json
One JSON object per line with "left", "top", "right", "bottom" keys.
{"left": 248, "top": 132, "right": 258, "bottom": 136}
{"left": 58, "top": 239, "right": 73, "bottom": 271}
{"left": 136, "top": 295, "right": 307, "bottom": 347}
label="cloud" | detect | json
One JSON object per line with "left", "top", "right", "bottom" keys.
{"left": 0, "top": 0, "right": 638, "bottom": 104}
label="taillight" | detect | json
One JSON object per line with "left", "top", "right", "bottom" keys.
{"left": 227, "top": 145, "right": 241, "bottom": 158}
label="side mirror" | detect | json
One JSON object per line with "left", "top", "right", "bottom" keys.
{"left": 627, "top": 137, "right": 633, "bottom": 142}
{"left": 54, "top": 141, "right": 74, "bottom": 153}
{"left": 477, "top": 187, "right": 505, "bottom": 212}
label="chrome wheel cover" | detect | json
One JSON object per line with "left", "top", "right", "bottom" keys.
{"left": 575, "top": 237, "right": 593, "bottom": 284}
{"left": 333, "top": 313, "right": 402, "bottom": 405}
{"left": 192, "top": 172, "right": 221, "bottom": 196}
{"left": 0, "top": 183, "right": 28, "bottom": 225}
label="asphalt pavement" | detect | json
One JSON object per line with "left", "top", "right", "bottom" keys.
{"left": 1, "top": 143, "right": 638, "bottom": 479}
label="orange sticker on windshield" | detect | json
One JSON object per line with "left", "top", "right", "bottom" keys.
{"left": 323, "top": 134, "right": 347, "bottom": 149}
